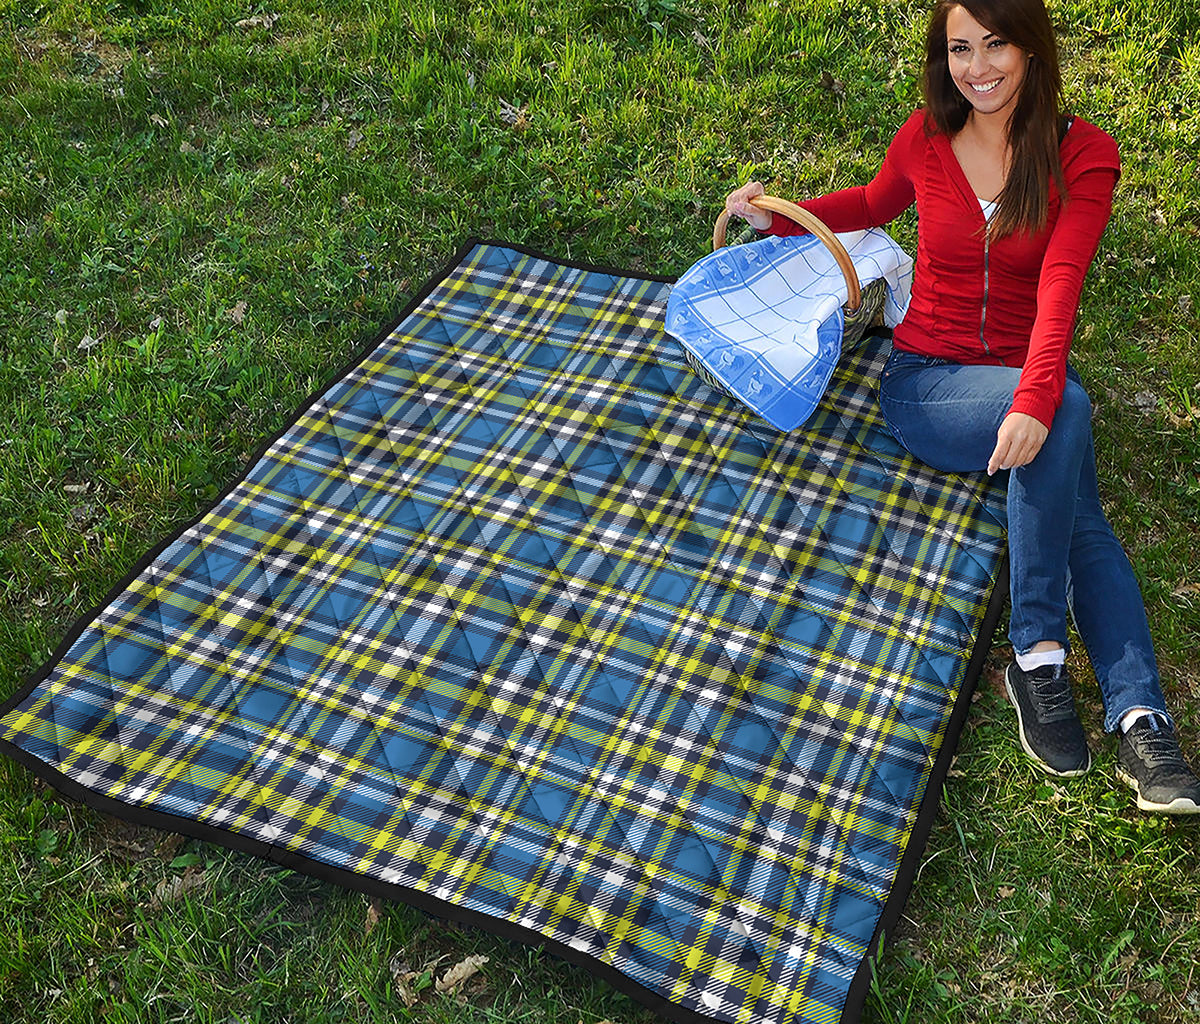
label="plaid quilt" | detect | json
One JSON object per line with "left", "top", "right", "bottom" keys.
{"left": 1, "top": 241, "right": 1006, "bottom": 1024}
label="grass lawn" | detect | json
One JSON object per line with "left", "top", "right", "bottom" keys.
{"left": 2, "top": 0, "right": 1199, "bottom": 1021}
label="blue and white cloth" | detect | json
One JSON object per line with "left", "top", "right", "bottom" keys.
{"left": 666, "top": 229, "right": 914, "bottom": 431}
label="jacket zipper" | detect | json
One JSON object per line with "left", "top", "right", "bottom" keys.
{"left": 978, "top": 225, "right": 1005, "bottom": 365}
{"left": 979, "top": 228, "right": 992, "bottom": 357}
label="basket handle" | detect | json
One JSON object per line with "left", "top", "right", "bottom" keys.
{"left": 713, "top": 195, "right": 862, "bottom": 312}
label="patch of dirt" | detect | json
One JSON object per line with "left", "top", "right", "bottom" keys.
{"left": 91, "top": 811, "right": 173, "bottom": 863}
{"left": 14, "top": 28, "right": 137, "bottom": 79}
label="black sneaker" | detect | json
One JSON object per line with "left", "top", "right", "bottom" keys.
{"left": 1004, "top": 662, "right": 1092, "bottom": 777}
{"left": 1116, "top": 716, "right": 1200, "bottom": 815}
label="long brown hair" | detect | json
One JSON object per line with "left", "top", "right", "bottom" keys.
{"left": 922, "top": 0, "right": 1068, "bottom": 238}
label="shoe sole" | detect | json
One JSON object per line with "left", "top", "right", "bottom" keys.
{"left": 1115, "top": 766, "right": 1200, "bottom": 815}
{"left": 1004, "top": 666, "right": 1092, "bottom": 778}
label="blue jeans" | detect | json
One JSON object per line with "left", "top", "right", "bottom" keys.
{"left": 878, "top": 348, "right": 1168, "bottom": 732}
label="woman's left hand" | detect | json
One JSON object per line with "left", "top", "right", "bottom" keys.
{"left": 987, "top": 412, "right": 1049, "bottom": 475}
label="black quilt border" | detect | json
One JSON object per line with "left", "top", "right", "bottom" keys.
{"left": 0, "top": 237, "right": 1005, "bottom": 1024}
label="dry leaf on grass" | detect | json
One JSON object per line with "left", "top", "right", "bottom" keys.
{"left": 436, "top": 954, "right": 489, "bottom": 993}
{"left": 389, "top": 951, "right": 449, "bottom": 1007}
{"left": 1166, "top": 407, "right": 1200, "bottom": 428}
{"left": 389, "top": 954, "right": 420, "bottom": 1007}
{"left": 498, "top": 98, "right": 529, "bottom": 129}
{"left": 818, "top": 70, "right": 845, "bottom": 95}
{"left": 365, "top": 895, "right": 383, "bottom": 935}
{"left": 150, "top": 867, "right": 208, "bottom": 908}
{"left": 394, "top": 976, "right": 420, "bottom": 1008}
{"left": 236, "top": 12, "right": 279, "bottom": 30}
{"left": 1132, "top": 390, "right": 1157, "bottom": 413}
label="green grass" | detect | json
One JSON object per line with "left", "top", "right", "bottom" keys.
{"left": 2, "top": 0, "right": 1199, "bottom": 1021}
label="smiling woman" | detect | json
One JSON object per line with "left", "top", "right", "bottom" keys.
{"left": 924, "top": 0, "right": 1064, "bottom": 239}
{"left": 725, "top": 0, "right": 1200, "bottom": 815}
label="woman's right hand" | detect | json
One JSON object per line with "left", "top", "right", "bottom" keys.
{"left": 725, "top": 181, "right": 773, "bottom": 232}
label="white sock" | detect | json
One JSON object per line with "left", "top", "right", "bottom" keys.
{"left": 1015, "top": 648, "right": 1066, "bottom": 673}
{"left": 1120, "top": 709, "right": 1164, "bottom": 733}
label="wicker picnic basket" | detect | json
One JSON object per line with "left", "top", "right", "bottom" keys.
{"left": 665, "top": 194, "right": 897, "bottom": 431}
{"left": 711, "top": 194, "right": 888, "bottom": 347}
